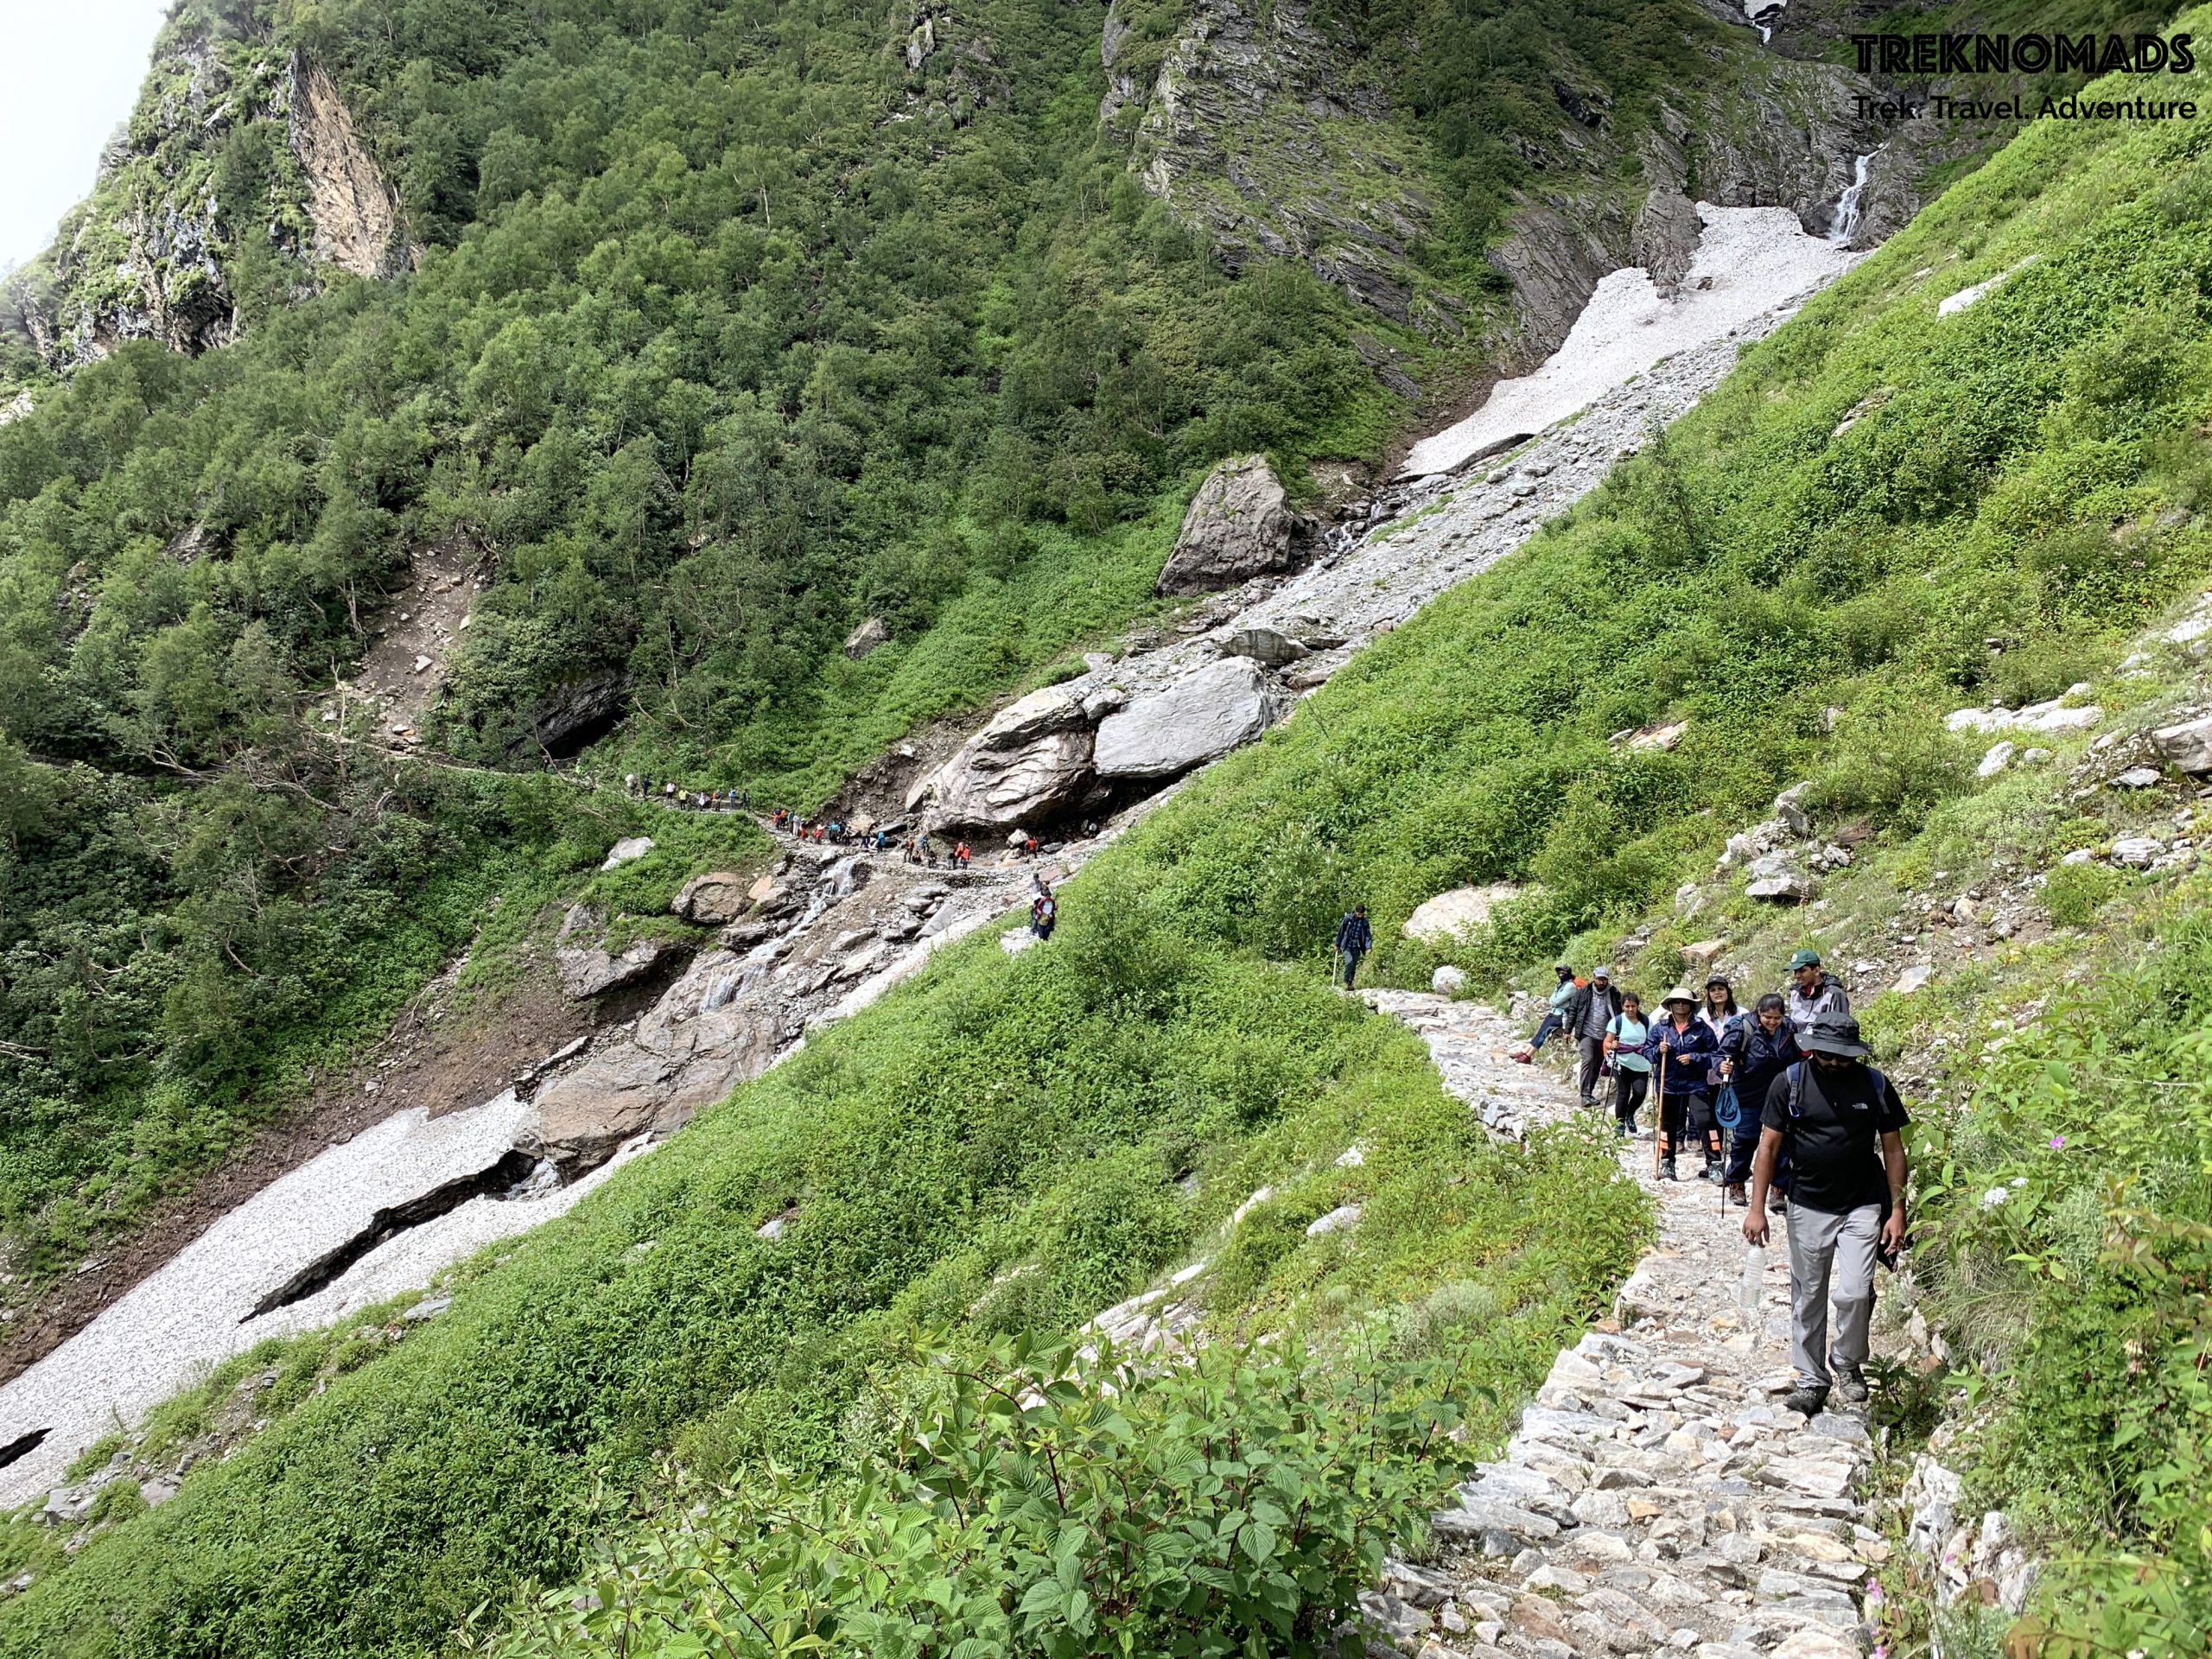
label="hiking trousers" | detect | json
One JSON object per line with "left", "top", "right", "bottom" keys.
{"left": 1657, "top": 1089, "right": 1707, "bottom": 1154}
{"left": 1785, "top": 1200, "right": 1880, "bottom": 1389}
{"left": 1612, "top": 1070, "right": 1649, "bottom": 1133}
{"left": 1576, "top": 1037, "right": 1607, "bottom": 1103}
{"left": 1337, "top": 947, "right": 1363, "bottom": 988}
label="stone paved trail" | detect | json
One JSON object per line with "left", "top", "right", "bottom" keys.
{"left": 1365, "top": 993, "right": 1882, "bottom": 1659}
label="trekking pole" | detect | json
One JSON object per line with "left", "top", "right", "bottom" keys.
{"left": 1653, "top": 1046, "right": 1667, "bottom": 1180}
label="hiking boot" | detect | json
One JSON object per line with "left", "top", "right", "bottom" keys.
{"left": 1783, "top": 1384, "right": 1829, "bottom": 1417}
{"left": 1662, "top": 1155, "right": 1680, "bottom": 1181}
{"left": 1726, "top": 1184, "right": 1748, "bottom": 1207}
{"left": 1705, "top": 1154, "right": 1724, "bottom": 1181}
{"left": 1836, "top": 1371, "right": 1870, "bottom": 1405}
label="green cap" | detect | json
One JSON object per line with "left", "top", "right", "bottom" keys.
{"left": 1788, "top": 947, "right": 1822, "bottom": 971}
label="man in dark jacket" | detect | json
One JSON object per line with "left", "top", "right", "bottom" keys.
{"left": 1562, "top": 967, "right": 1623, "bottom": 1106}
{"left": 1744, "top": 1014, "right": 1909, "bottom": 1417}
{"left": 1334, "top": 906, "right": 1373, "bottom": 989}
{"left": 1719, "top": 994, "right": 1801, "bottom": 1205}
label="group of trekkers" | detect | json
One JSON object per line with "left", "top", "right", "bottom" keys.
{"left": 1527, "top": 948, "right": 1851, "bottom": 1188}
{"left": 1531, "top": 944, "right": 1906, "bottom": 1416}
{"left": 763, "top": 807, "right": 978, "bottom": 868}
{"left": 1332, "top": 905, "right": 1904, "bottom": 1419}
{"left": 626, "top": 775, "right": 748, "bottom": 810}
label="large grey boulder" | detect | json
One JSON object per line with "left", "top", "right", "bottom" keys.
{"left": 1156, "top": 456, "right": 1297, "bottom": 595}
{"left": 1094, "top": 657, "right": 1287, "bottom": 779}
{"left": 972, "top": 683, "right": 1090, "bottom": 750}
{"left": 916, "top": 683, "right": 1100, "bottom": 832}
{"left": 1402, "top": 883, "right": 1520, "bottom": 944}
{"left": 601, "top": 836, "right": 653, "bottom": 871}
{"left": 554, "top": 904, "right": 673, "bottom": 999}
{"left": 1744, "top": 854, "right": 1813, "bottom": 903}
{"left": 931, "top": 729, "right": 1094, "bottom": 831}
{"left": 842, "top": 615, "right": 888, "bottom": 658}
{"left": 1218, "top": 626, "right": 1309, "bottom": 668}
{"left": 672, "top": 871, "right": 751, "bottom": 925}
{"left": 2153, "top": 715, "right": 2212, "bottom": 773}
{"left": 530, "top": 950, "right": 780, "bottom": 1168}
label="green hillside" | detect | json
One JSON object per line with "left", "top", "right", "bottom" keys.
{"left": 0, "top": 0, "right": 1808, "bottom": 1271}
{"left": 3, "top": 13, "right": 2210, "bottom": 1657}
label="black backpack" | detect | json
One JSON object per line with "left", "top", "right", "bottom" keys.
{"left": 1779, "top": 1059, "right": 1901, "bottom": 1251}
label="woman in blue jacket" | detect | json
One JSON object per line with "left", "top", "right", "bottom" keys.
{"left": 1719, "top": 994, "right": 1801, "bottom": 1205}
{"left": 1643, "top": 987, "right": 1724, "bottom": 1181}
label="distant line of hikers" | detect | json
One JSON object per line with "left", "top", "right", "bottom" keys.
{"left": 624, "top": 775, "right": 749, "bottom": 811}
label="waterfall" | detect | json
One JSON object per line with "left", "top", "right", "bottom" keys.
{"left": 1830, "top": 151, "right": 1875, "bottom": 245}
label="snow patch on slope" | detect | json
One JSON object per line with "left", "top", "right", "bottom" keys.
{"left": 1400, "top": 205, "right": 1858, "bottom": 479}
{"left": 0, "top": 1096, "right": 634, "bottom": 1508}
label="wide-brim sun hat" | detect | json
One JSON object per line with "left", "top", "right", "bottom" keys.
{"left": 1659, "top": 985, "right": 1697, "bottom": 1007}
{"left": 1801, "top": 1014, "right": 1871, "bottom": 1058}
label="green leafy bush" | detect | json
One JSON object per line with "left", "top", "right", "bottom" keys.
{"left": 1906, "top": 887, "right": 2212, "bottom": 1655}
{"left": 482, "top": 1332, "right": 1475, "bottom": 1659}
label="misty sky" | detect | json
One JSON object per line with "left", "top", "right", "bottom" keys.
{"left": 1, "top": 0, "right": 175, "bottom": 272}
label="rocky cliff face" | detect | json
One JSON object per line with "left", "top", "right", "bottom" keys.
{"left": 1103, "top": 0, "right": 1946, "bottom": 374}
{"left": 1109, "top": 0, "right": 1459, "bottom": 336}
{"left": 287, "top": 55, "right": 408, "bottom": 280}
{"left": 6, "top": 21, "right": 409, "bottom": 373}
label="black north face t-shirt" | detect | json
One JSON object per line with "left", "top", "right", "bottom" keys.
{"left": 1761, "top": 1060, "right": 1908, "bottom": 1214}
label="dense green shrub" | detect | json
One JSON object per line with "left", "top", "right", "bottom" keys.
{"left": 482, "top": 1332, "right": 1476, "bottom": 1659}
{"left": 1907, "top": 887, "right": 2212, "bottom": 1655}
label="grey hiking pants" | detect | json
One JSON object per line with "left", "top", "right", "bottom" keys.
{"left": 1577, "top": 1037, "right": 1607, "bottom": 1103}
{"left": 1784, "top": 1200, "right": 1879, "bottom": 1389}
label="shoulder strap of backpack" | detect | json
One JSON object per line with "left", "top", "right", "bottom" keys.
{"left": 1786, "top": 1060, "right": 1807, "bottom": 1119}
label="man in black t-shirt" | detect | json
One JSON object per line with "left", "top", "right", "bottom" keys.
{"left": 1743, "top": 1014, "right": 1909, "bottom": 1417}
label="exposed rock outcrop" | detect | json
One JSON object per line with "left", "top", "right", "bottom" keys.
{"left": 1114, "top": 0, "right": 1440, "bottom": 329}
{"left": 520, "top": 672, "right": 632, "bottom": 757}
{"left": 531, "top": 950, "right": 779, "bottom": 1168}
{"left": 1157, "top": 456, "right": 1298, "bottom": 595}
{"left": 553, "top": 904, "right": 675, "bottom": 1000}
{"left": 1094, "top": 657, "right": 1286, "bottom": 779}
{"left": 287, "top": 55, "right": 407, "bottom": 279}
{"left": 6, "top": 35, "right": 409, "bottom": 374}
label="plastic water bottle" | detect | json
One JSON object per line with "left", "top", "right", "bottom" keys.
{"left": 1739, "top": 1243, "right": 1766, "bottom": 1315}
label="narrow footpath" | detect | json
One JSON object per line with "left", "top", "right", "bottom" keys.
{"left": 1366, "top": 992, "right": 1880, "bottom": 1659}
